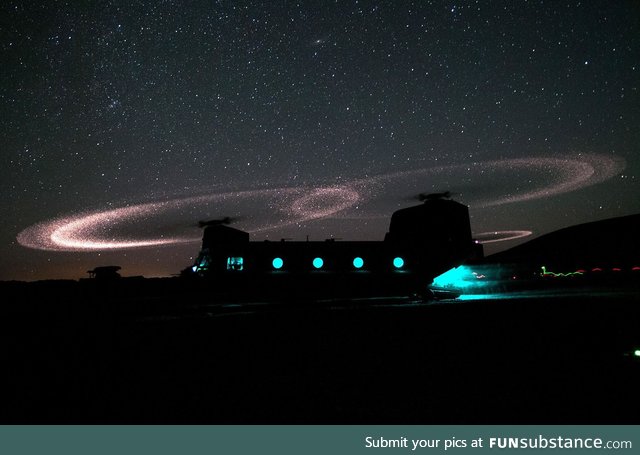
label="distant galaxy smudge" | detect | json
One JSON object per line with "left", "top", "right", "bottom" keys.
{"left": 17, "top": 154, "right": 624, "bottom": 251}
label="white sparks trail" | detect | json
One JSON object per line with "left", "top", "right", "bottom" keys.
{"left": 473, "top": 230, "right": 534, "bottom": 244}
{"left": 17, "top": 186, "right": 361, "bottom": 251}
{"left": 358, "top": 154, "right": 625, "bottom": 208}
{"left": 16, "top": 154, "right": 625, "bottom": 252}
{"left": 289, "top": 186, "right": 361, "bottom": 220}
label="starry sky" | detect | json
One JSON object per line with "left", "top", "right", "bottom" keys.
{"left": 1, "top": 0, "right": 639, "bottom": 281}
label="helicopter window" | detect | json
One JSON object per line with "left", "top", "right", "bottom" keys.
{"left": 193, "top": 255, "right": 209, "bottom": 272}
{"left": 226, "top": 257, "right": 244, "bottom": 271}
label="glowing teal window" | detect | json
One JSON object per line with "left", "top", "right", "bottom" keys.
{"left": 312, "top": 257, "right": 324, "bottom": 269}
{"left": 272, "top": 257, "right": 284, "bottom": 270}
{"left": 193, "top": 255, "right": 209, "bottom": 272}
{"left": 353, "top": 257, "right": 364, "bottom": 269}
{"left": 226, "top": 257, "right": 244, "bottom": 271}
{"left": 393, "top": 257, "right": 404, "bottom": 269}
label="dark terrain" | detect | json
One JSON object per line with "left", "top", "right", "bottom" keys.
{"left": 1, "top": 278, "right": 638, "bottom": 424}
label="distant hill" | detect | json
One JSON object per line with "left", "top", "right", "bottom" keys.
{"left": 485, "top": 214, "right": 640, "bottom": 267}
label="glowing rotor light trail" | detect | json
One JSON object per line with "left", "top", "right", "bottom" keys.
{"left": 634, "top": 350, "right": 640, "bottom": 357}
{"left": 16, "top": 185, "right": 361, "bottom": 252}
{"left": 355, "top": 154, "right": 625, "bottom": 211}
{"left": 15, "top": 154, "right": 625, "bottom": 252}
{"left": 289, "top": 186, "right": 361, "bottom": 220}
{"left": 473, "top": 230, "right": 533, "bottom": 243}
{"left": 21, "top": 204, "right": 190, "bottom": 251}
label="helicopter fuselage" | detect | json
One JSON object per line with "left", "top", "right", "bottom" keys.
{"left": 186, "top": 198, "right": 481, "bottom": 299}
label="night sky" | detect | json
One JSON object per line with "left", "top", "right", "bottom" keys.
{"left": 1, "top": 1, "right": 639, "bottom": 281}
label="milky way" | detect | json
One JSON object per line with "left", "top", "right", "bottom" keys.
{"left": 16, "top": 154, "right": 624, "bottom": 252}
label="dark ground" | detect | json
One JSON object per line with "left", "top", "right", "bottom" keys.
{"left": 1, "top": 278, "right": 639, "bottom": 424}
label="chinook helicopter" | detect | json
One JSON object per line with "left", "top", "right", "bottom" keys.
{"left": 184, "top": 193, "right": 482, "bottom": 299}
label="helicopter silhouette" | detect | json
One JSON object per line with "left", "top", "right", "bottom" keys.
{"left": 418, "top": 191, "right": 452, "bottom": 201}
{"left": 184, "top": 192, "right": 482, "bottom": 299}
{"left": 197, "top": 217, "right": 240, "bottom": 228}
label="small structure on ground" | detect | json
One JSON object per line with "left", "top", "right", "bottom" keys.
{"left": 87, "top": 266, "right": 122, "bottom": 280}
